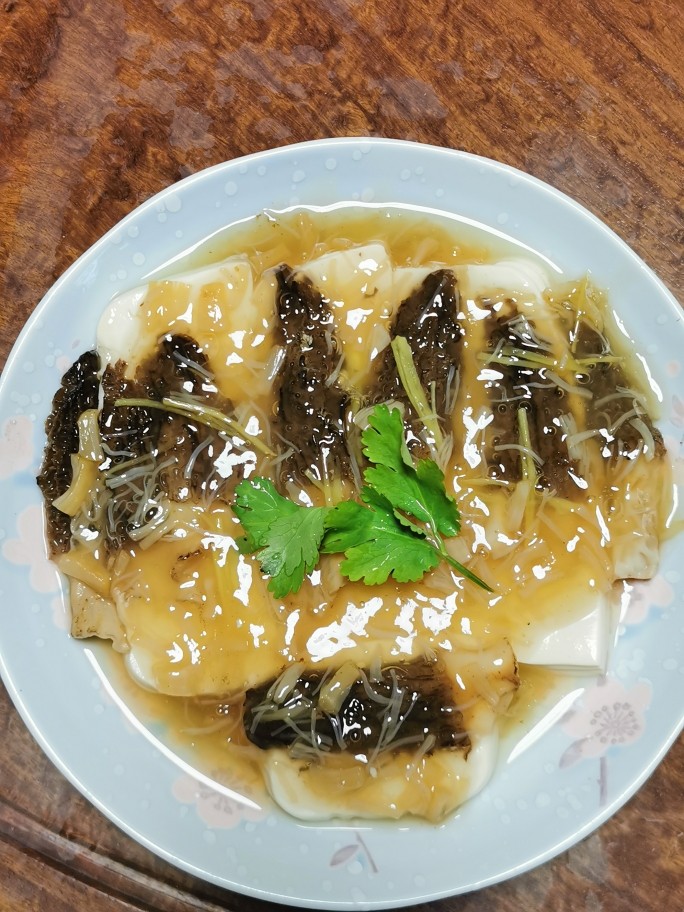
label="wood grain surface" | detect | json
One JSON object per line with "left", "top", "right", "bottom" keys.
{"left": 0, "top": 0, "right": 682, "bottom": 909}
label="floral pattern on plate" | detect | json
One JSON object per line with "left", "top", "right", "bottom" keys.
{"left": 173, "top": 771, "right": 267, "bottom": 829}
{"left": 559, "top": 677, "right": 652, "bottom": 807}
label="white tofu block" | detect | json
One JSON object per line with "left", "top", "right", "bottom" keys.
{"left": 512, "top": 592, "right": 613, "bottom": 673}
{"left": 297, "top": 245, "right": 432, "bottom": 384}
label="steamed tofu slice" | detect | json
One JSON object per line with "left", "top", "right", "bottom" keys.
{"left": 459, "top": 257, "right": 558, "bottom": 338}
{"left": 67, "top": 579, "right": 128, "bottom": 653}
{"left": 259, "top": 643, "right": 518, "bottom": 822}
{"left": 294, "top": 531, "right": 614, "bottom": 679}
{"left": 111, "top": 516, "right": 287, "bottom": 697}
{"left": 607, "top": 457, "right": 669, "bottom": 581}
{"left": 462, "top": 258, "right": 668, "bottom": 584}
{"left": 297, "top": 244, "right": 432, "bottom": 388}
{"left": 497, "top": 522, "right": 616, "bottom": 674}
{"left": 97, "top": 257, "right": 278, "bottom": 402}
{"left": 511, "top": 592, "right": 614, "bottom": 673}
{"left": 461, "top": 257, "right": 552, "bottom": 296}
{"left": 262, "top": 728, "right": 498, "bottom": 823}
{"left": 458, "top": 257, "right": 574, "bottom": 394}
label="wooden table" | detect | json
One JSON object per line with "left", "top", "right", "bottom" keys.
{"left": 1, "top": 1, "right": 682, "bottom": 908}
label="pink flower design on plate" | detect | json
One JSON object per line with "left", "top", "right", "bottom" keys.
{"left": 561, "top": 676, "right": 651, "bottom": 758}
{"left": 2, "top": 504, "right": 60, "bottom": 594}
{"left": 173, "top": 770, "right": 267, "bottom": 829}
{"left": 0, "top": 415, "right": 34, "bottom": 480}
{"left": 559, "top": 676, "right": 651, "bottom": 806}
{"left": 330, "top": 832, "right": 378, "bottom": 874}
{"left": 622, "top": 574, "right": 674, "bottom": 627}
{"left": 56, "top": 354, "right": 73, "bottom": 374}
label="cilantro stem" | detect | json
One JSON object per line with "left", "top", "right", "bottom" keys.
{"left": 441, "top": 549, "right": 493, "bottom": 592}
{"left": 391, "top": 336, "right": 445, "bottom": 448}
{"left": 479, "top": 346, "right": 558, "bottom": 369}
{"left": 517, "top": 407, "right": 537, "bottom": 487}
{"left": 424, "top": 532, "right": 492, "bottom": 593}
{"left": 115, "top": 396, "right": 275, "bottom": 456}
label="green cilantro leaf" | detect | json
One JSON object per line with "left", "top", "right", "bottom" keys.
{"left": 233, "top": 477, "right": 298, "bottom": 551}
{"left": 233, "top": 477, "right": 330, "bottom": 597}
{"left": 231, "top": 405, "right": 491, "bottom": 596}
{"left": 360, "top": 403, "right": 413, "bottom": 470}
{"left": 361, "top": 404, "right": 460, "bottom": 538}
{"left": 257, "top": 506, "right": 329, "bottom": 598}
{"left": 322, "top": 498, "right": 440, "bottom": 585}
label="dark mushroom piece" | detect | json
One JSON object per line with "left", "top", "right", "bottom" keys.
{"left": 483, "top": 312, "right": 580, "bottom": 498}
{"left": 244, "top": 657, "right": 471, "bottom": 759}
{"left": 368, "top": 269, "right": 464, "bottom": 453}
{"left": 37, "top": 350, "right": 100, "bottom": 556}
{"left": 99, "top": 334, "right": 239, "bottom": 551}
{"left": 274, "top": 266, "right": 351, "bottom": 491}
{"left": 573, "top": 321, "right": 665, "bottom": 462}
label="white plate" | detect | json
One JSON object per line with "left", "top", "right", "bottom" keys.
{"left": 0, "top": 138, "right": 682, "bottom": 909}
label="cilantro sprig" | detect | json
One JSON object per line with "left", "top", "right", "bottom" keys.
{"left": 233, "top": 404, "right": 492, "bottom": 597}
{"left": 233, "top": 477, "right": 329, "bottom": 598}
